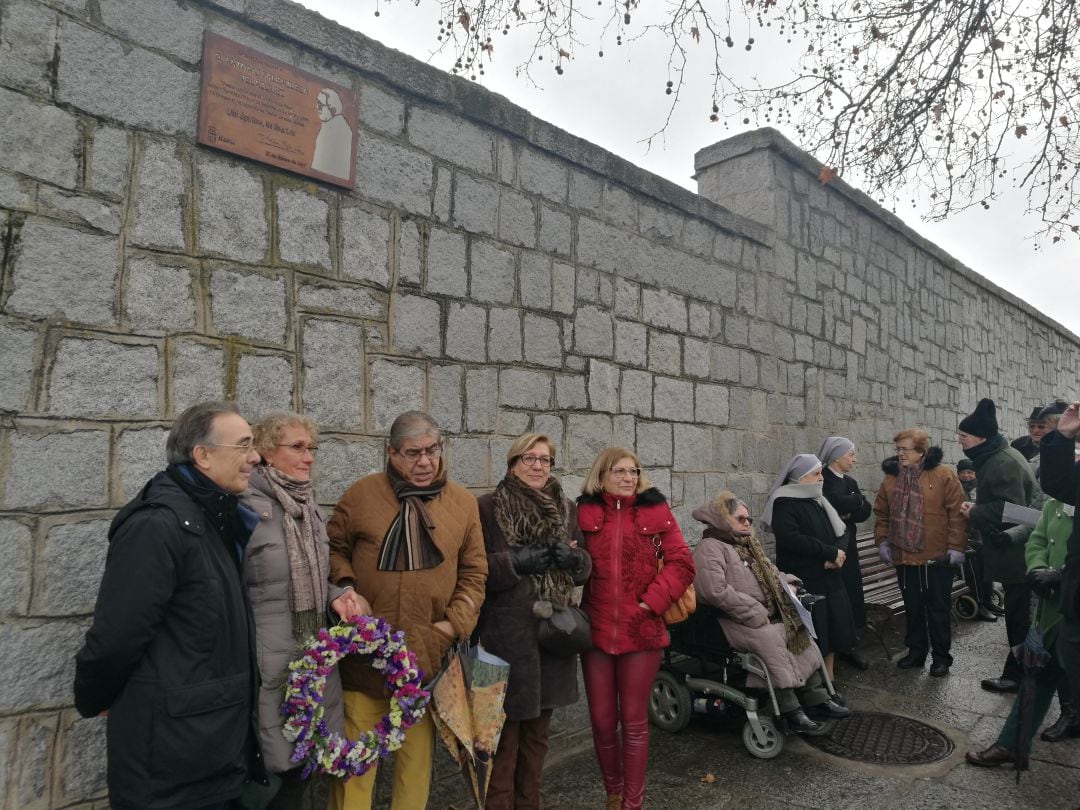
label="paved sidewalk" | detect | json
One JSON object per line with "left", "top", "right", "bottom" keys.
{"left": 429, "top": 616, "right": 1080, "bottom": 809}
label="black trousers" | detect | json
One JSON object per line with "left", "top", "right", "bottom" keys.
{"left": 1061, "top": 614, "right": 1080, "bottom": 712}
{"left": 898, "top": 564, "right": 954, "bottom": 665}
{"left": 1000, "top": 582, "right": 1032, "bottom": 682}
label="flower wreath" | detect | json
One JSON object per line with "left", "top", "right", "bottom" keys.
{"left": 281, "top": 615, "right": 430, "bottom": 779}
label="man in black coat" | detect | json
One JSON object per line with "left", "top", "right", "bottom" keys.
{"left": 74, "top": 401, "right": 265, "bottom": 809}
{"left": 1011, "top": 406, "right": 1045, "bottom": 461}
{"left": 1037, "top": 400, "right": 1080, "bottom": 742}
{"left": 818, "top": 436, "right": 873, "bottom": 670}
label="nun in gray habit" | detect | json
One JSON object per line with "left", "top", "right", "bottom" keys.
{"left": 762, "top": 454, "right": 858, "bottom": 679}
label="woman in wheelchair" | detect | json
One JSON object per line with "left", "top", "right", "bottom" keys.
{"left": 692, "top": 491, "right": 849, "bottom": 734}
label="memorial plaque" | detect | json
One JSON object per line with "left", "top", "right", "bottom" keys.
{"left": 197, "top": 32, "right": 358, "bottom": 189}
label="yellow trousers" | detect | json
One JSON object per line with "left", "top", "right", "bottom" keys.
{"left": 329, "top": 689, "right": 435, "bottom": 810}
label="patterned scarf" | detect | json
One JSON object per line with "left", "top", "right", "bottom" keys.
{"left": 377, "top": 463, "right": 447, "bottom": 572}
{"left": 260, "top": 466, "right": 329, "bottom": 641}
{"left": 492, "top": 473, "right": 574, "bottom": 612}
{"left": 695, "top": 503, "right": 809, "bottom": 655}
{"left": 886, "top": 459, "right": 926, "bottom": 553}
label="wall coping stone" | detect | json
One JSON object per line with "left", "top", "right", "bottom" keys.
{"left": 203, "top": 0, "right": 773, "bottom": 249}
{"left": 695, "top": 127, "right": 1080, "bottom": 347}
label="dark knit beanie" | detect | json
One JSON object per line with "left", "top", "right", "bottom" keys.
{"left": 957, "top": 459, "right": 974, "bottom": 472}
{"left": 958, "top": 398, "right": 998, "bottom": 438}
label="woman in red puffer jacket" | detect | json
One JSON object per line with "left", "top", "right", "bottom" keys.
{"left": 577, "top": 447, "right": 695, "bottom": 810}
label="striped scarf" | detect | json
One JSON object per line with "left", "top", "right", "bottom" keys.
{"left": 377, "top": 463, "right": 447, "bottom": 571}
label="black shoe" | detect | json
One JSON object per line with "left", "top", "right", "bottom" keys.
{"left": 981, "top": 677, "right": 1019, "bottom": 694}
{"left": 975, "top": 607, "right": 998, "bottom": 622}
{"left": 1041, "top": 712, "right": 1080, "bottom": 742}
{"left": 896, "top": 653, "right": 926, "bottom": 670}
{"left": 782, "top": 708, "right": 824, "bottom": 735}
{"left": 985, "top": 603, "right": 1006, "bottom": 616}
{"left": 830, "top": 690, "right": 846, "bottom": 706}
{"left": 841, "top": 650, "right": 871, "bottom": 670}
{"left": 965, "top": 744, "right": 1016, "bottom": 767}
{"left": 807, "top": 699, "right": 851, "bottom": 720}
{"left": 929, "top": 661, "right": 950, "bottom": 677}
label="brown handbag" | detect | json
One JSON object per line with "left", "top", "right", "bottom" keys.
{"left": 653, "top": 535, "right": 696, "bottom": 625}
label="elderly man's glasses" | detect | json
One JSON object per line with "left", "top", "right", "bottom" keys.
{"left": 395, "top": 443, "right": 443, "bottom": 463}
{"left": 278, "top": 442, "right": 319, "bottom": 455}
{"left": 608, "top": 467, "right": 641, "bottom": 479}
{"left": 519, "top": 453, "right": 554, "bottom": 469}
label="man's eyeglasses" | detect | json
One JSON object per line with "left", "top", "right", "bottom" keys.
{"left": 277, "top": 442, "right": 319, "bottom": 455}
{"left": 395, "top": 443, "right": 443, "bottom": 463}
{"left": 518, "top": 453, "right": 554, "bottom": 469}
{"left": 608, "top": 467, "right": 641, "bottom": 479}
{"left": 206, "top": 438, "right": 256, "bottom": 452}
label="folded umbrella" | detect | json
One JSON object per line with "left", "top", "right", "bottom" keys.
{"left": 428, "top": 643, "right": 510, "bottom": 808}
{"left": 1010, "top": 624, "right": 1052, "bottom": 782}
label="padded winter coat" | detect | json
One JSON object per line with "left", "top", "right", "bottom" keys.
{"left": 873, "top": 447, "right": 967, "bottom": 566}
{"left": 240, "top": 467, "right": 345, "bottom": 773}
{"left": 74, "top": 470, "right": 257, "bottom": 809}
{"left": 576, "top": 488, "right": 695, "bottom": 655}
{"left": 693, "top": 535, "right": 821, "bottom": 689}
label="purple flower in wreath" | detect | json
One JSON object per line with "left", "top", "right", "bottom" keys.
{"left": 280, "top": 615, "right": 430, "bottom": 780}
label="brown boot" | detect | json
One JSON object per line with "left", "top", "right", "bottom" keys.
{"left": 605, "top": 794, "right": 622, "bottom": 810}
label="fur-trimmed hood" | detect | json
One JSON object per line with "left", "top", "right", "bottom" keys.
{"left": 577, "top": 486, "right": 667, "bottom": 507}
{"left": 881, "top": 446, "right": 944, "bottom": 476}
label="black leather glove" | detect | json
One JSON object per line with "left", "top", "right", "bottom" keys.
{"left": 1027, "top": 567, "right": 1062, "bottom": 598}
{"left": 511, "top": 545, "right": 553, "bottom": 575}
{"left": 551, "top": 543, "right": 578, "bottom": 570}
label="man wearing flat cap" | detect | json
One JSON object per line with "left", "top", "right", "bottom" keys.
{"left": 958, "top": 398, "right": 1036, "bottom": 694}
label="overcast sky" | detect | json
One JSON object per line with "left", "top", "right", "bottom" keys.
{"left": 298, "top": 1, "right": 1080, "bottom": 339}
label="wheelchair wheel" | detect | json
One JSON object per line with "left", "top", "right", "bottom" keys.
{"left": 990, "top": 586, "right": 1005, "bottom": 609}
{"left": 954, "top": 594, "right": 978, "bottom": 621}
{"left": 742, "top": 717, "right": 784, "bottom": 759}
{"left": 648, "top": 670, "right": 691, "bottom": 733}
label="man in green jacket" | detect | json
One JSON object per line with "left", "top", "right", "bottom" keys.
{"left": 965, "top": 497, "right": 1078, "bottom": 767}
{"left": 958, "top": 398, "right": 1036, "bottom": 694}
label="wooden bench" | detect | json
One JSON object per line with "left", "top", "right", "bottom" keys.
{"left": 856, "top": 532, "right": 970, "bottom": 657}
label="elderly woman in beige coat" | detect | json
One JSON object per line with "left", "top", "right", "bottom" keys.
{"left": 692, "top": 491, "right": 847, "bottom": 734}
{"left": 242, "top": 412, "right": 351, "bottom": 808}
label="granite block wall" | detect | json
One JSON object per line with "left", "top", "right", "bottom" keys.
{"left": 1, "top": 0, "right": 1079, "bottom": 805}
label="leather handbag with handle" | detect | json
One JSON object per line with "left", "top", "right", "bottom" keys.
{"left": 537, "top": 605, "right": 593, "bottom": 656}
{"left": 653, "top": 534, "right": 696, "bottom": 624}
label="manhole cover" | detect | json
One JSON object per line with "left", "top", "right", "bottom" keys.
{"left": 801, "top": 711, "right": 954, "bottom": 765}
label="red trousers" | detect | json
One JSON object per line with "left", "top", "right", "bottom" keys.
{"left": 485, "top": 709, "right": 553, "bottom": 810}
{"left": 581, "top": 648, "right": 661, "bottom": 810}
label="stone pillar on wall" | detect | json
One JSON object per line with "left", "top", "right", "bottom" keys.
{"left": 694, "top": 130, "right": 783, "bottom": 230}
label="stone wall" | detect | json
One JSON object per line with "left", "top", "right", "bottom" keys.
{"left": 1, "top": 0, "right": 1078, "bottom": 806}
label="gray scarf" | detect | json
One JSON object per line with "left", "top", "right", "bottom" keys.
{"left": 257, "top": 466, "right": 329, "bottom": 641}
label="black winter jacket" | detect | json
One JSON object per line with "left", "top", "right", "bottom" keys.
{"left": 74, "top": 469, "right": 258, "bottom": 809}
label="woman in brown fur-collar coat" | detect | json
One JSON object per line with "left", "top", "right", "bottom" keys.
{"left": 475, "top": 433, "right": 591, "bottom": 810}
